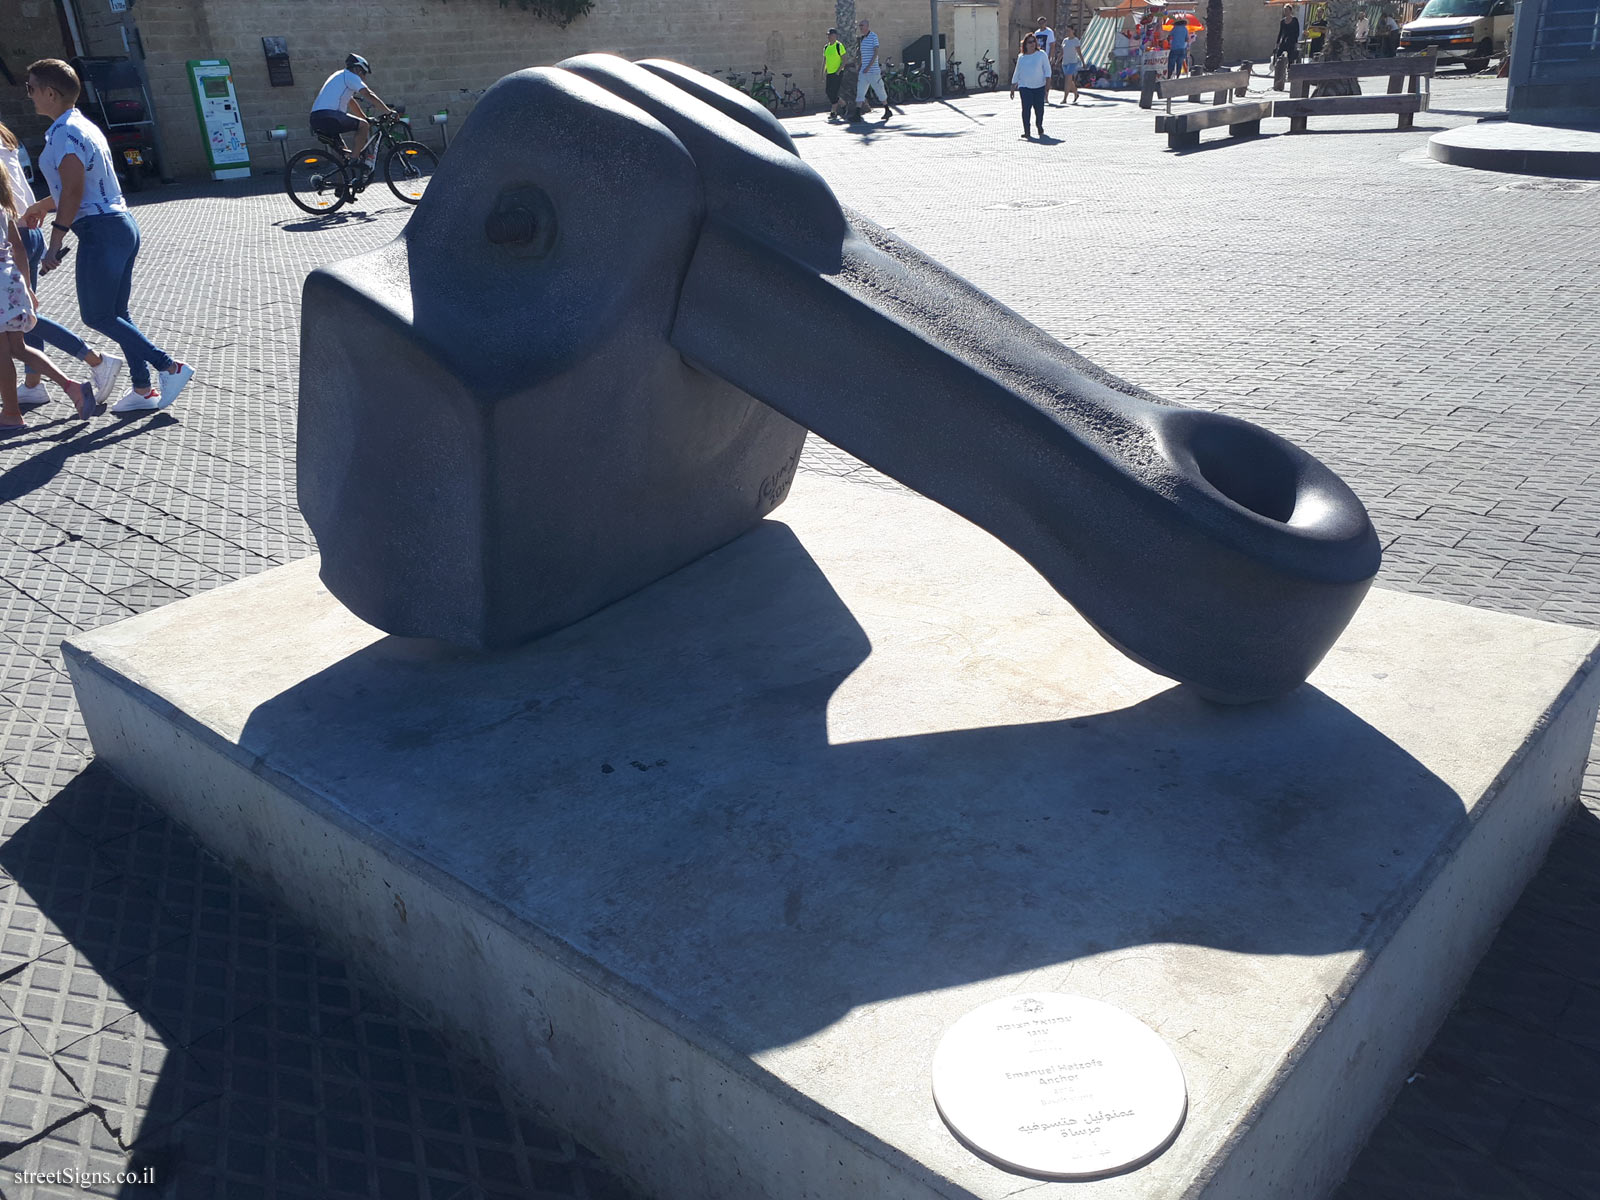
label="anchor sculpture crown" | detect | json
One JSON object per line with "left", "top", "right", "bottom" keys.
{"left": 297, "top": 56, "right": 1381, "bottom": 704}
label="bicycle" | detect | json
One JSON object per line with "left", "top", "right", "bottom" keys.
{"left": 901, "top": 60, "right": 934, "bottom": 101}
{"left": 749, "top": 65, "right": 780, "bottom": 112}
{"left": 778, "top": 72, "right": 806, "bottom": 115}
{"left": 942, "top": 59, "right": 968, "bottom": 95}
{"left": 881, "top": 59, "right": 908, "bottom": 106}
{"left": 976, "top": 51, "right": 1000, "bottom": 91}
{"left": 286, "top": 107, "right": 438, "bottom": 215}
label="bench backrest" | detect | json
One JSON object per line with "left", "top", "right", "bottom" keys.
{"left": 1286, "top": 53, "right": 1436, "bottom": 83}
{"left": 1158, "top": 69, "right": 1248, "bottom": 99}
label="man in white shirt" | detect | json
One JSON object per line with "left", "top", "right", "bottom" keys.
{"left": 854, "top": 19, "right": 892, "bottom": 125}
{"left": 1034, "top": 17, "right": 1057, "bottom": 57}
{"left": 310, "top": 53, "right": 394, "bottom": 165}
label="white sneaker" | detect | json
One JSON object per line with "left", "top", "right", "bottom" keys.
{"left": 111, "top": 387, "right": 161, "bottom": 414}
{"left": 16, "top": 383, "right": 49, "bottom": 411}
{"left": 157, "top": 362, "right": 194, "bottom": 410}
{"left": 89, "top": 354, "right": 124, "bottom": 406}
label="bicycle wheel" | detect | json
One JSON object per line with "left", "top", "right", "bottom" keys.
{"left": 384, "top": 141, "right": 438, "bottom": 204}
{"left": 785, "top": 89, "right": 805, "bottom": 114}
{"left": 286, "top": 148, "right": 349, "bottom": 214}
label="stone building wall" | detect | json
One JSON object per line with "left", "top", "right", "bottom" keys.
{"left": 0, "top": 0, "right": 75, "bottom": 160}
{"left": 7, "top": 1, "right": 1030, "bottom": 179}
{"left": 5, "top": 1, "right": 1289, "bottom": 183}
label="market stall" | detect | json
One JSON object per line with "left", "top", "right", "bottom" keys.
{"left": 1083, "top": 0, "right": 1169, "bottom": 88}
{"left": 1082, "top": 2, "right": 1206, "bottom": 88}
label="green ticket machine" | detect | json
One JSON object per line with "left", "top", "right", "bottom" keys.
{"left": 187, "top": 58, "right": 251, "bottom": 180}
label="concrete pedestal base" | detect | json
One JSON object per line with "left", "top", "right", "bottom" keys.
{"left": 1428, "top": 120, "right": 1600, "bottom": 178}
{"left": 66, "top": 474, "right": 1599, "bottom": 1200}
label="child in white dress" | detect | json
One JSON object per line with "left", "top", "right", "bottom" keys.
{"left": 1, "top": 167, "right": 93, "bottom": 431}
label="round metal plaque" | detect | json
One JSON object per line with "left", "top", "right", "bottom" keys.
{"left": 931, "top": 992, "right": 1187, "bottom": 1180}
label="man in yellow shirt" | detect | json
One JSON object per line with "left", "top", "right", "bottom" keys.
{"left": 824, "top": 28, "right": 849, "bottom": 122}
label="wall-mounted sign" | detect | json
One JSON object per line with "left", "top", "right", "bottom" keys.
{"left": 262, "top": 37, "right": 293, "bottom": 88}
{"left": 109, "top": 0, "right": 128, "bottom": 12}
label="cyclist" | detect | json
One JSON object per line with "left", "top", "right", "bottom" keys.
{"left": 309, "top": 54, "right": 394, "bottom": 167}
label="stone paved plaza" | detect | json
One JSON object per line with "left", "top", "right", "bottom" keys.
{"left": 1, "top": 71, "right": 1597, "bottom": 1198}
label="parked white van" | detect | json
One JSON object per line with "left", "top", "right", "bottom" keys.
{"left": 1399, "top": 0, "right": 1514, "bottom": 71}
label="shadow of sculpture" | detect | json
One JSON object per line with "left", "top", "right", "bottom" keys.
{"left": 0, "top": 769, "right": 642, "bottom": 1199}
{"left": 235, "top": 515, "right": 1461, "bottom": 1058}
{"left": 297, "top": 55, "right": 1381, "bottom": 704}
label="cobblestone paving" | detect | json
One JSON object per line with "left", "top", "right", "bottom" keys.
{"left": 0, "top": 74, "right": 1596, "bottom": 1197}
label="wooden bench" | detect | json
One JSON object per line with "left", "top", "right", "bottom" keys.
{"left": 1149, "top": 68, "right": 1247, "bottom": 119}
{"left": 1160, "top": 99, "right": 1275, "bottom": 148}
{"left": 1277, "top": 53, "right": 1436, "bottom": 133}
{"left": 1141, "top": 64, "right": 1246, "bottom": 109}
{"left": 1151, "top": 69, "right": 1269, "bottom": 149}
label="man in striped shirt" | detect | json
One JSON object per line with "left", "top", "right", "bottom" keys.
{"left": 855, "top": 18, "right": 891, "bottom": 124}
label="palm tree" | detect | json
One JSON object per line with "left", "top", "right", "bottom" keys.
{"left": 1323, "top": 0, "right": 1365, "bottom": 62}
{"left": 1204, "top": 0, "right": 1225, "bottom": 71}
{"left": 1316, "top": 0, "right": 1367, "bottom": 95}
{"left": 836, "top": 1, "right": 858, "bottom": 112}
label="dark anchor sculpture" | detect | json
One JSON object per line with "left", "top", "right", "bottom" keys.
{"left": 298, "top": 56, "right": 1381, "bottom": 704}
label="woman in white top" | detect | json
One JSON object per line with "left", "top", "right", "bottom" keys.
{"left": 23, "top": 58, "right": 191, "bottom": 413}
{"left": 1056, "top": 27, "right": 1085, "bottom": 105}
{"left": 1010, "top": 34, "right": 1052, "bottom": 140}
{"left": 0, "top": 120, "right": 121, "bottom": 413}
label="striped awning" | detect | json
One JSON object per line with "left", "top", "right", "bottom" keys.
{"left": 1082, "top": 15, "right": 1120, "bottom": 68}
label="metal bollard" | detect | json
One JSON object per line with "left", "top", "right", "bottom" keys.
{"left": 431, "top": 109, "right": 449, "bottom": 151}
{"left": 268, "top": 125, "right": 289, "bottom": 170}
{"left": 1238, "top": 60, "right": 1253, "bottom": 97}
{"left": 1273, "top": 54, "right": 1287, "bottom": 91}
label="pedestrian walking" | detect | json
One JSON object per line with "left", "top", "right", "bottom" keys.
{"left": 1275, "top": 5, "right": 1302, "bottom": 67}
{"left": 1377, "top": 12, "right": 1400, "bottom": 57}
{"left": 1305, "top": 5, "right": 1328, "bottom": 61}
{"left": 0, "top": 165, "right": 94, "bottom": 432}
{"left": 0, "top": 120, "right": 122, "bottom": 414}
{"left": 1010, "top": 34, "right": 1051, "bottom": 140}
{"left": 855, "top": 19, "right": 892, "bottom": 125}
{"left": 23, "top": 59, "right": 191, "bottom": 414}
{"left": 1166, "top": 16, "right": 1191, "bottom": 79}
{"left": 1034, "top": 16, "right": 1057, "bottom": 59}
{"left": 1056, "top": 26, "right": 1084, "bottom": 104}
{"left": 824, "top": 28, "right": 849, "bottom": 122}
{"left": 1274, "top": 4, "right": 1303, "bottom": 65}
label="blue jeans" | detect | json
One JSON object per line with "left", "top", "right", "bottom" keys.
{"left": 21, "top": 225, "right": 89, "bottom": 361}
{"left": 1168, "top": 47, "right": 1187, "bottom": 75}
{"left": 72, "top": 211, "right": 171, "bottom": 390}
{"left": 1019, "top": 85, "right": 1045, "bottom": 133}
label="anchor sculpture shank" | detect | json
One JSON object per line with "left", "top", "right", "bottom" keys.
{"left": 297, "top": 56, "right": 1381, "bottom": 704}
